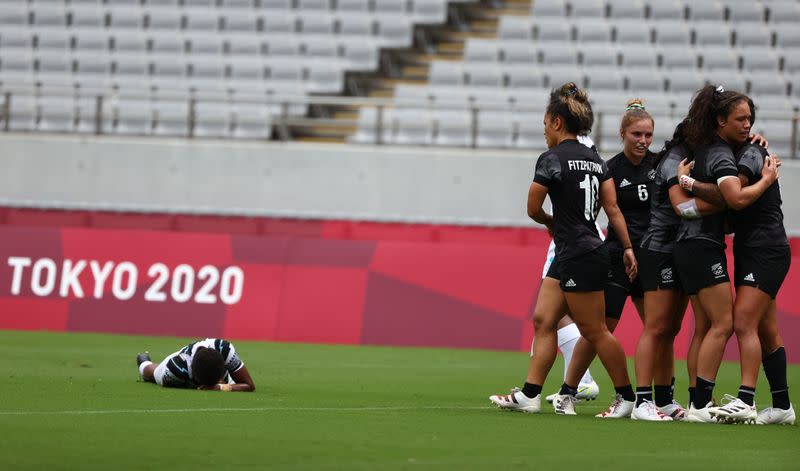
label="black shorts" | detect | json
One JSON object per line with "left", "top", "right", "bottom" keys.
{"left": 673, "top": 239, "right": 729, "bottom": 295}
{"left": 639, "top": 248, "right": 680, "bottom": 292}
{"left": 604, "top": 248, "right": 643, "bottom": 320}
{"left": 545, "top": 254, "right": 561, "bottom": 280}
{"left": 733, "top": 245, "right": 791, "bottom": 299}
{"left": 550, "top": 245, "right": 609, "bottom": 292}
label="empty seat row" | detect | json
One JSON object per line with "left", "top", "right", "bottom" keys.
{"left": 0, "top": 54, "right": 347, "bottom": 94}
{"left": 463, "top": 40, "right": 800, "bottom": 75}
{"left": 531, "top": 0, "right": 800, "bottom": 24}
{"left": 349, "top": 105, "right": 682, "bottom": 150}
{"left": 350, "top": 104, "right": 798, "bottom": 155}
{"left": 463, "top": 41, "right": 800, "bottom": 76}
{"left": 498, "top": 16, "right": 800, "bottom": 49}
{"left": 389, "top": 84, "right": 800, "bottom": 127}
{"left": 0, "top": 35, "right": 379, "bottom": 70}
{"left": 426, "top": 61, "right": 799, "bottom": 98}
{"left": 0, "top": 9, "right": 413, "bottom": 45}
{"left": 1, "top": 93, "right": 274, "bottom": 139}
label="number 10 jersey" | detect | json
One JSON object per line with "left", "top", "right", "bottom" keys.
{"left": 533, "top": 139, "right": 612, "bottom": 261}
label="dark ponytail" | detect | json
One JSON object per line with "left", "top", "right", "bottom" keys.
{"left": 657, "top": 118, "right": 690, "bottom": 164}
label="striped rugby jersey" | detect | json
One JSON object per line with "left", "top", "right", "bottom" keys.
{"left": 165, "top": 338, "right": 244, "bottom": 387}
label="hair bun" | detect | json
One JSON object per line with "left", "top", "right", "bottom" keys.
{"left": 561, "top": 82, "right": 580, "bottom": 97}
{"left": 625, "top": 98, "right": 646, "bottom": 111}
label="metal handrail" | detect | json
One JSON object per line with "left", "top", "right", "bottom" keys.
{"left": 2, "top": 88, "right": 799, "bottom": 157}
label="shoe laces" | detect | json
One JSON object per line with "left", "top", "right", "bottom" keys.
{"left": 667, "top": 400, "right": 686, "bottom": 413}
{"left": 606, "top": 393, "right": 623, "bottom": 412}
{"left": 646, "top": 399, "right": 671, "bottom": 418}
{"left": 719, "top": 393, "right": 738, "bottom": 406}
{"left": 559, "top": 394, "right": 578, "bottom": 407}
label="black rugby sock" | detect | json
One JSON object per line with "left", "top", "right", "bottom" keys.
{"left": 521, "top": 382, "right": 542, "bottom": 399}
{"left": 635, "top": 386, "right": 652, "bottom": 406}
{"left": 738, "top": 385, "right": 756, "bottom": 406}
{"left": 654, "top": 385, "right": 672, "bottom": 407}
{"left": 763, "top": 347, "right": 791, "bottom": 410}
{"left": 695, "top": 377, "right": 715, "bottom": 409}
{"left": 559, "top": 383, "right": 578, "bottom": 396}
{"left": 670, "top": 376, "right": 676, "bottom": 401}
{"left": 688, "top": 387, "right": 696, "bottom": 407}
{"left": 615, "top": 384, "right": 636, "bottom": 403}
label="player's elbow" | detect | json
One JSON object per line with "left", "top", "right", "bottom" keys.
{"left": 725, "top": 197, "right": 748, "bottom": 211}
{"left": 243, "top": 383, "right": 255, "bottom": 392}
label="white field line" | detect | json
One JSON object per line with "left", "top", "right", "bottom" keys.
{"left": 0, "top": 405, "right": 491, "bottom": 416}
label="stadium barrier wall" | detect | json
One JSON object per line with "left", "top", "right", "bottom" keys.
{"left": 1, "top": 216, "right": 798, "bottom": 362}
{"left": 2, "top": 134, "right": 800, "bottom": 233}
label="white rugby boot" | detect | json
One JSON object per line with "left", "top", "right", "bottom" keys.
{"left": 685, "top": 401, "right": 718, "bottom": 424}
{"left": 489, "top": 387, "right": 541, "bottom": 413}
{"left": 631, "top": 399, "right": 673, "bottom": 421}
{"left": 595, "top": 394, "right": 635, "bottom": 418}
{"left": 710, "top": 394, "right": 757, "bottom": 424}
{"left": 552, "top": 394, "right": 578, "bottom": 415}
{"left": 756, "top": 405, "right": 796, "bottom": 425}
{"left": 545, "top": 380, "right": 600, "bottom": 403}
{"left": 658, "top": 400, "right": 687, "bottom": 421}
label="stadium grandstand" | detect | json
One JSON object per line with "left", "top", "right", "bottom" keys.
{"left": 0, "top": 0, "right": 797, "bottom": 157}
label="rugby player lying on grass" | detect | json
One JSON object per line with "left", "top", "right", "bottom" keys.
{"left": 137, "top": 338, "right": 255, "bottom": 392}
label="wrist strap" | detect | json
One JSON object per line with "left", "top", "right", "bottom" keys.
{"left": 679, "top": 174, "right": 695, "bottom": 192}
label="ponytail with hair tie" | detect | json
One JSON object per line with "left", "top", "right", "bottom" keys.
{"left": 563, "top": 83, "right": 579, "bottom": 97}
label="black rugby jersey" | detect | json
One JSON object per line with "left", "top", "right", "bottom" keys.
{"left": 730, "top": 143, "right": 788, "bottom": 248}
{"left": 640, "top": 145, "right": 689, "bottom": 253}
{"left": 676, "top": 136, "right": 739, "bottom": 246}
{"left": 533, "top": 139, "right": 611, "bottom": 261}
{"left": 605, "top": 150, "right": 656, "bottom": 251}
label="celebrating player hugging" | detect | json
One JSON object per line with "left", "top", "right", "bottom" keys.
{"left": 490, "top": 82, "right": 794, "bottom": 425}
{"left": 137, "top": 338, "right": 255, "bottom": 392}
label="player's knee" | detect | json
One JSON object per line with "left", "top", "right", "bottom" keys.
{"left": 708, "top": 318, "right": 733, "bottom": 339}
{"left": 575, "top": 323, "right": 606, "bottom": 344}
{"left": 732, "top": 316, "right": 758, "bottom": 338}
{"left": 532, "top": 314, "right": 556, "bottom": 334}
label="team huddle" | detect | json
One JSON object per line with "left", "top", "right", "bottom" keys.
{"left": 490, "top": 82, "right": 793, "bottom": 425}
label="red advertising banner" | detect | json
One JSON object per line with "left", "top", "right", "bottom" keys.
{"left": 0, "top": 213, "right": 798, "bottom": 362}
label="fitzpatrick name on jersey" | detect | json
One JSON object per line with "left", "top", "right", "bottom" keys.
{"left": 567, "top": 160, "right": 604, "bottom": 173}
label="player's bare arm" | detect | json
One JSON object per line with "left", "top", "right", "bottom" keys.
{"left": 717, "top": 156, "right": 778, "bottom": 211}
{"left": 676, "top": 158, "right": 726, "bottom": 208}
{"left": 599, "top": 178, "right": 637, "bottom": 281}
{"left": 527, "top": 182, "right": 553, "bottom": 231}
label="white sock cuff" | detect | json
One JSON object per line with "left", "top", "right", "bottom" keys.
{"left": 557, "top": 323, "right": 581, "bottom": 348}
{"left": 138, "top": 361, "right": 153, "bottom": 377}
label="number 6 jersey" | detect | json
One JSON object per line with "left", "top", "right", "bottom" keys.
{"left": 533, "top": 139, "right": 612, "bottom": 261}
{"left": 604, "top": 151, "right": 656, "bottom": 252}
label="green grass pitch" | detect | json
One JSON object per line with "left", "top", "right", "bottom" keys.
{"left": 0, "top": 331, "right": 798, "bottom": 470}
